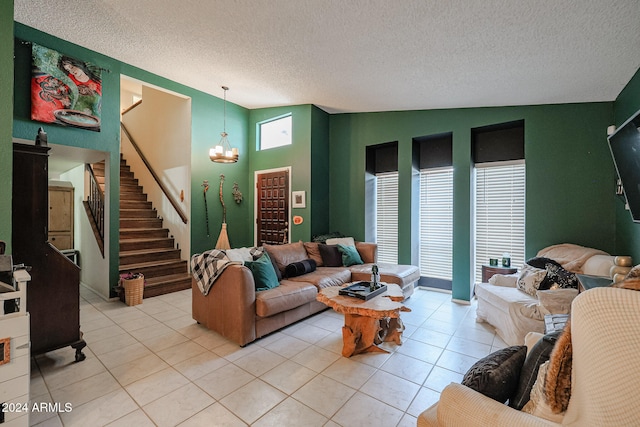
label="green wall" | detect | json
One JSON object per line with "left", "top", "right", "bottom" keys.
{"left": 329, "top": 103, "right": 615, "bottom": 300}
{"left": 0, "top": 1, "right": 14, "bottom": 252}
{"left": 612, "top": 68, "right": 640, "bottom": 262}
{"left": 249, "top": 105, "right": 314, "bottom": 243}
{"left": 311, "top": 106, "right": 331, "bottom": 236}
{"left": 12, "top": 23, "right": 251, "bottom": 294}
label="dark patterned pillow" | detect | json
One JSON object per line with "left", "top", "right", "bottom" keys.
{"left": 462, "top": 346, "right": 527, "bottom": 403}
{"left": 526, "top": 257, "right": 561, "bottom": 290}
{"left": 545, "top": 264, "right": 579, "bottom": 289}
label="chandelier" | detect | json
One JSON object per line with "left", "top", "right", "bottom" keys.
{"left": 209, "top": 86, "right": 239, "bottom": 163}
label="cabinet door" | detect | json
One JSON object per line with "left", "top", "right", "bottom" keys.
{"left": 48, "top": 186, "right": 74, "bottom": 250}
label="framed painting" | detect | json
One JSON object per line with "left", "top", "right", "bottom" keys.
{"left": 292, "top": 191, "right": 306, "bottom": 208}
{"left": 31, "top": 43, "right": 102, "bottom": 131}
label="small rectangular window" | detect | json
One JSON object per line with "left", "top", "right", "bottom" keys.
{"left": 259, "top": 114, "right": 292, "bottom": 150}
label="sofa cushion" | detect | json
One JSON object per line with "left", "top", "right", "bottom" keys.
{"left": 303, "top": 242, "right": 324, "bottom": 267}
{"left": 245, "top": 252, "right": 280, "bottom": 291}
{"left": 255, "top": 280, "right": 318, "bottom": 317}
{"left": 287, "top": 266, "right": 351, "bottom": 289}
{"left": 337, "top": 243, "right": 364, "bottom": 266}
{"left": 318, "top": 244, "right": 343, "bottom": 267}
{"left": 462, "top": 345, "right": 527, "bottom": 403}
{"left": 264, "top": 242, "right": 308, "bottom": 275}
{"left": 349, "top": 263, "right": 420, "bottom": 288}
{"left": 326, "top": 236, "right": 355, "bottom": 247}
{"left": 510, "top": 331, "right": 561, "bottom": 410}
{"left": 517, "top": 265, "right": 548, "bottom": 296}
{"left": 537, "top": 288, "right": 578, "bottom": 314}
{"left": 285, "top": 259, "right": 317, "bottom": 278}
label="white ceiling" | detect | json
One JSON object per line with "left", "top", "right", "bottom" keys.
{"left": 14, "top": 0, "right": 640, "bottom": 114}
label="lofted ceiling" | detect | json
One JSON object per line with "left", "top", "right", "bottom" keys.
{"left": 14, "top": 0, "right": 640, "bottom": 114}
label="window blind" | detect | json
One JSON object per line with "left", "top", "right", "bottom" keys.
{"left": 376, "top": 171, "right": 398, "bottom": 264}
{"left": 474, "top": 161, "right": 525, "bottom": 282}
{"left": 420, "top": 168, "right": 453, "bottom": 280}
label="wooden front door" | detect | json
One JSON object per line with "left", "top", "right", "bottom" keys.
{"left": 256, "top": 169, "right": 289, "bottom": 246}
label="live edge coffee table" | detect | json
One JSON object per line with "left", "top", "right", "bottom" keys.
{"left": 317, "top": 283, "right": 411, "bottom": 357}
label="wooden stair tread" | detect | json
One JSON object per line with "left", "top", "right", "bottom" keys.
{"left": 144, "top": 273, "right": 192, "bottom": 285}
{"left": 119, "top": 258, "right": 187, "bottom": 270}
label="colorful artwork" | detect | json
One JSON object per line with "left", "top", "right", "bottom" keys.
{"left": 31, "top": 43, "right": 102, "bottom": 131}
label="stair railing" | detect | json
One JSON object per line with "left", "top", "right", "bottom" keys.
{"left": 85, "top": 163, "right": 105, "bottom": 255}
{"left": 120, "top": 122, "right": 188, "bottom": 224}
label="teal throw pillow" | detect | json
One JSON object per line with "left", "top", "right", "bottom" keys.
{"left": 245, "top": 252, "right": 280, "bottom": 291}
{"left": 337, "top": 244, "right": 364, "bottom": 267}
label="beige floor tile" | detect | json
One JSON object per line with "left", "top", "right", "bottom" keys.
{"left": 39, "top": 357, "right": 107, "bottom": 391}
{"left": 141, "top": 330, "right": 190, "bottom": 353}
{"left": 380, "top": 352, "right": 434, "bottom": 385}
{"left": 97, "top": 342, "right": 154, "bottom": 370}
{"left": 194, "top": 363, "right": 255, "bottom": 400}
{"left": 332, "top": 391, "right": 404, "bottom": 427}
{"left": 253, "top": 397, "right": 327, "bottom": 427}
{"left": 423, "top": 366, "right": 464, "bottom": 393}
{"left": 322, "top": 357, "right": 377, "bottom": 389}
{"left": 49, "top": 371, "right": 121, "bottom": 408}
{"left": 260, "top": 360, "right": 316, "bottom": 394}
{"left": 292, "top": 375, "right": 356, "bottom": 418}
{"left": 263, "top": 334, "right": 311, "bottom": 358}
{"left": 192, "top": 330, "right": 231, "bottom": 350}
{"left": 172, "top": 350, "right": 229, "bottom": 381}
{"left": 125, "top": 367, "right": 190, "bottom": 406}
{"left": 445, "top": 335, "right": 493, "bottom": 359}
{"left": 59, "top": 389, "right": 138, "bottom": 427}
{"left": 109, "top": 353, "right": 170, "bottom": 386}
{"left": 233, "top": 347, "right": 286, "bottom": 377}
{"left": 29, "top": 392, "right": 57, "bottom": 425}
{"left": 143, "top": 383, "right": 215, "bottom": 427}
{"left": 89, "top": 332, "right": 139, "bottom": 355}
{"left": 406, "top": 387, "right": 441, "bottom": 417}
{"left": 360, "top": 370, "right": 420, "bottom": 411}
{"left": 435, "top": 349, "right": 479, "bottom": 375}
{"left": 156, "top": 341, "right": 207, "bottom": 365}
{"left": 177, "top": 403, "right": 246, "bottom": 427}
{"left": 105, "top": 409, "right": 156, "bottom": 426}
{"left": 29, "top": 287, "right": 500, "bottom": 427}
{"left": 396, "top": 338, "right": 444, "bottom": 364}
{"left": 219, "top": 379, "right": 286, "bottom": 425}
{"left": 291, "top": 345, "right": 341, "bottom": 372}
{"left": 410, "top": 327, "right": 453, "bottom": 348}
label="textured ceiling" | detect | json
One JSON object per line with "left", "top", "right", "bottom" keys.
{"left": 14, "top": 0, "right": 640, "bottom": 113}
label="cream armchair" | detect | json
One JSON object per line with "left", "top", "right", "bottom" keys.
{"left": 418, "top": 287, "right": 640, "bottom": 426}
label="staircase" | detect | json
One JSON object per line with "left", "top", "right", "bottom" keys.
{"left": 92, "top": 156, "right": 191, "bottom": 299}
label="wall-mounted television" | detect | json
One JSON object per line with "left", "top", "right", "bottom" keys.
{"left": 607, "top": 108, "right": 640, "bottom": 222}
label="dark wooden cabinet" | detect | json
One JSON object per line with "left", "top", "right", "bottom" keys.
{"left": 12, "top": 143, "right": 86, "bottom": 361}
{"left": 481, "top": 265, "right": 518, "bottom": 283}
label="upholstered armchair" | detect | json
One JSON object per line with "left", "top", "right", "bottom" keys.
{"left": 418, "top": 287, "right": 640, "bottom": 426}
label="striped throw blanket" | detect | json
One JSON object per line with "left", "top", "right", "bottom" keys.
{"left": 191, "top": 247, "right": 263, "bottom": 295}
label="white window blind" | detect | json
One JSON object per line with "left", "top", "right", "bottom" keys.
{"left": 475, "top": 162, "right": 525, "bottom": 282}
{"left": 420, "top": 168, "right": 453, "bottom": 280}
{"left": 376, "top": 172, "right": 398, "bottom": 264}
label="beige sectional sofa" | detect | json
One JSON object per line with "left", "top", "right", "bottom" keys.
{"left": 475, "top": 244, "right": 624, "bottom": 346}
{"left": 192, "top": 241, "right": 419, "bottom": 346}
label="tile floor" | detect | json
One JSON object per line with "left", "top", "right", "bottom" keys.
{"left": 28, "top": 286, "right": 506, "bottom": 427}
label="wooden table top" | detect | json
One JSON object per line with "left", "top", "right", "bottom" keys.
{"left": 317, "top": 283, "right": 411, "bottom": 318}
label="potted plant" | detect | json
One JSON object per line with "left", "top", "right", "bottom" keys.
{"left": 118, "top": 272, "right": 145, "bottom": 306}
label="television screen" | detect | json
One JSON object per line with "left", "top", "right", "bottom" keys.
{"left": 608, "top": 109, "right": 640, "bottom": 222}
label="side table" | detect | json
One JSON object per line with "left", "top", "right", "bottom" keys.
{"left": 482, "top": 265, "right": 517, "bottom": 283}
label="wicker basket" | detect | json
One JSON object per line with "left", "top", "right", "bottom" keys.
{"left": 122, "top": 275, "right": 144, "bottom": 306}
